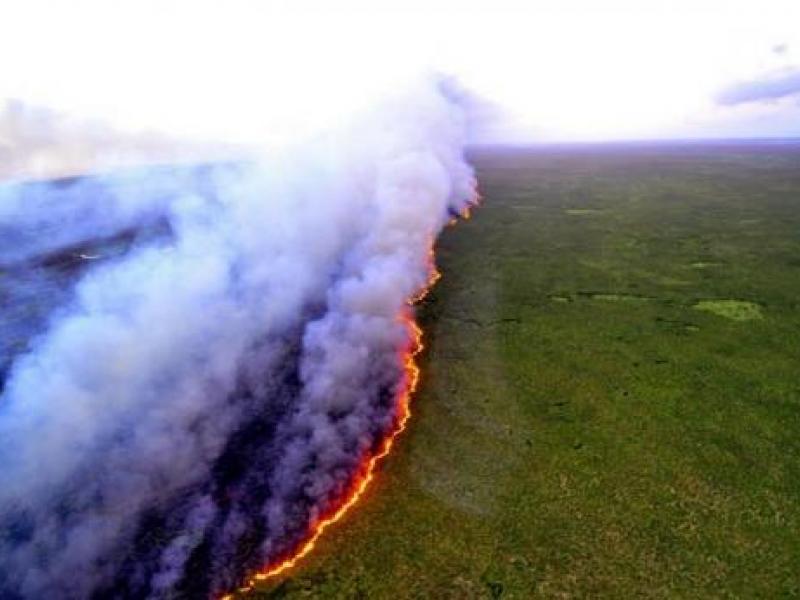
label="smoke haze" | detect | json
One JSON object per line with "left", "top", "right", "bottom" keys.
{"left": 0, "top": 78, "right": 476, "bottom": 598}
{"left": 0, "top": 99, "right": 241, "bottom": 182}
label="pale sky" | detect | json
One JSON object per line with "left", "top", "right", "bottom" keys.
{"left": 1, "top": 0, "right": 799, "bottom": 145}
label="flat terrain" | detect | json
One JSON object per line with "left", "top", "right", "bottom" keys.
{"left": 247, "top": 143, "right": 800, "bottom": 598}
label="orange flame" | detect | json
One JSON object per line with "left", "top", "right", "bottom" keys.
{"left": 448, "top": 188, "right": 480, "bottom": 227}
{"left": 223, "top": 261, "right": 438, "bottom": 600}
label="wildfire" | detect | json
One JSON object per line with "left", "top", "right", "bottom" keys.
{"left": 221, "top": 192, "right": 480, "bottom": 599}
{"left": 222, "top": 262, "right": 436, "bottom": 600}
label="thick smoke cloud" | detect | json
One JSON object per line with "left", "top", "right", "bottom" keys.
{"left": 0, "top": 78, "right": 476, "bottom": 598}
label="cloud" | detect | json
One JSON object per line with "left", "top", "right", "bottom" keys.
{"left": 717, "top": 68, "right": 800, "bottom": 106}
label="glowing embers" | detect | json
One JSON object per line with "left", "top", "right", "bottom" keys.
{"left": 224, "top": 307, "right": 423, "bottom": 599}
{"left": 448, "top": 189, "right": 480, "bottom": 226}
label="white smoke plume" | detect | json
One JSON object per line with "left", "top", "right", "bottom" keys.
{"left": 0, "top": 77, "right": 475, "bottom": 598}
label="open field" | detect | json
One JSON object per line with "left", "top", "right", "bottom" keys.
{"left": 245, "top": 143, "right": 800, "bottom": 598}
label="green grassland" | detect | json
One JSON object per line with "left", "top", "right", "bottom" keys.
{"left": 248, "top": 144, "right": 800, "bottom": 598}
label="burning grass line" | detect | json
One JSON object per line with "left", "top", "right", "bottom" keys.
{"left": 222, "top": 277, "right": 433, "bottom": 600}
{"left": 222, "top": 198, "right": 477, "bottom": 600}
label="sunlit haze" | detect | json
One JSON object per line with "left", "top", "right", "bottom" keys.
{"left": 1, "top": 0, "right": 799, "bottom": 146}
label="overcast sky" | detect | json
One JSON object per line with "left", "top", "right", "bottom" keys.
{"left": 1, "top": 0, "right": 799, "bottom": 146}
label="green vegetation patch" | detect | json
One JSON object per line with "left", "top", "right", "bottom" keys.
{"left": 693, "top": 299, "right": 763, "bottom": 321}
{"left": 590, "top": 293, "right": 651, "bottom": 303}
{"left": 565, "top": 208, "right": 602, "bottom": 215}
